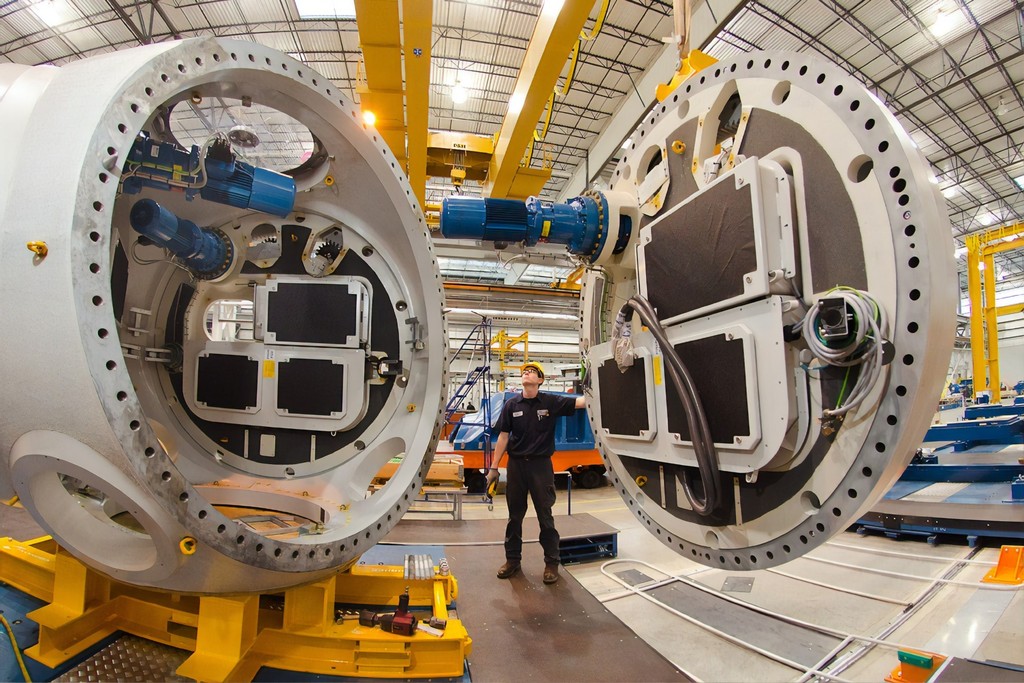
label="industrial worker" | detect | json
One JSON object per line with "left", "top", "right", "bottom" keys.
{"left": 487, "top": 361, "right": 586, "bottom": 584}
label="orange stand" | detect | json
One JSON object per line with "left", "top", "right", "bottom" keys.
{"left": 982, "top": 545, "right": 1024, "bottom": 585}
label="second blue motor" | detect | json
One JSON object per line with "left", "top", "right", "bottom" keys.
{"left": 441, "top": 195, "right": 610, "bottom": 258}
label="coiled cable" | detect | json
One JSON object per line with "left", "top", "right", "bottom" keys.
{"left": 795, "top": 287, "right": 889, "bottom": 417}
{"left": 615, "top": 295, "right": 722, "bottom": 515}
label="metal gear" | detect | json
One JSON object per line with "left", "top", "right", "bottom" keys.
{"left": 314, "top": 239, "right": 342, "bottom": 262}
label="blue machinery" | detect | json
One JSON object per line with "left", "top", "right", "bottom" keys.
{"left": 123, "top": 133, "right": 296, "bottom": 216}
{"left": 123, "top": 133, "right": 296, "bottom": 278}
{"left": 441, "top": 194, "right": 631, "bottom": 261}
{"left": 857, "top": 399, "right": 1024, "bottom": 545}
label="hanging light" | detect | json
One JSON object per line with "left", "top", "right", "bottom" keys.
{"left": 361, "top": 110, "right": 376, "bottom": 126}
{"left": 931, "top": 5, "right": 957, "bottom": 36}
{"left": 996, "top": 96, "right": 1010, "bottom": 117}
{"left": 451, "top": 83, "right": 468, "bottom": 105}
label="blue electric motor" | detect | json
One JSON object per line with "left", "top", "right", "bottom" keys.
{"left": 440, "top": 194, "right": 631, "bottom": 260}
{"left": 121, "top": 133, "right": 296, "bottom": 217}
{"left": 130, "top": 199, "right": 232, "bottom": 276}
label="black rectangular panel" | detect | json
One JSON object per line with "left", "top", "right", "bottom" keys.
{"left": 267, "top": 283, "right": 358, "bottom": 345}
{"left": 643, "top": 179, "right": 756, "bottom": 320}
{"left": 278, "top": 357, "right": 344, "bottom": 416}
{"left": 197, "top": 354, "right": 259, "bottom": 410}
{"left": 666, "top": 334, "right": 750, "bottom": 443}
{"left": 597, "top": 358, "right": 649, "bottom": 436}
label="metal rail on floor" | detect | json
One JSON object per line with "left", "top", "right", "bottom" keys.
{"left": 596, "top": 540, "right": 1022, "bottom": 682}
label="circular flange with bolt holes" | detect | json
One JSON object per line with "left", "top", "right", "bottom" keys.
{"left": 581, "top": 51, "right": 956, "bottom": 570}
{"left": 0, "top": 38, "right": 448, "bottom": 592}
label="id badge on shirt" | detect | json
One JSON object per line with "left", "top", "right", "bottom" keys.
{"left": 537, "top": 409, "right": 549, "bottom": 420}
{"left": 512, "top": 410, "right": 524, "bottom": 417}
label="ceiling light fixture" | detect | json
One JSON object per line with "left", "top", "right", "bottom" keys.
{"left": 361, "top": 110, "right": 376, "bottom": 126}
{"left": 941, "top": 186, "right": 958, "bottom": 199}
{"left": 930, "top": 5, "right": 957, "bottom": 37}
{"left": 451, "top": 83, "right": 468, "bottom": 105}
{"left": 294, "top": 0, "right": 355, "bottom": 19}
{"left": 978, "top": 213, "right": 995, "bottom": 226}
{"left": 541, "top": 0, "right": 565, "bottom": 19}
{"left": 1015, "top": 174, "right": 1024, "bottom": 189}
{"left": 996, "top": 96, "right": 1010, "bottom": 117}
{"left": 32, "top": 0, "right": 70, "bottom": 27}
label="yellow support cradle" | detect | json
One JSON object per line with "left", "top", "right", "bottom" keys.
{"left": 0, "top": 536, "right": 471, "bottom": 681}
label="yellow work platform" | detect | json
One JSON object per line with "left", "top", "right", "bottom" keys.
{"left": 0, "top": 536, "right": 471, "bottom": 681}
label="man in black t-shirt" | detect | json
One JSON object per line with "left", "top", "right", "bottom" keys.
{"left": 488, "top": 361, "right": 586, "bottom": 584}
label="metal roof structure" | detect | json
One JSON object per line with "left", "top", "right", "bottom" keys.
{"left": 2, "top": 0, "right": 1022, "bottom": 296}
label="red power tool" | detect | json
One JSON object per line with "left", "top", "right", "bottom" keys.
{"left": 358, "top": 588, "right": 418, "bottom": 636}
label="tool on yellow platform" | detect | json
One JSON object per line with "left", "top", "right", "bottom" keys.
{"left": 417, "top": 616, "right": 448, "bottom": 637}
{"left": 358, "top": 588, "right": 418, "bottom": 636}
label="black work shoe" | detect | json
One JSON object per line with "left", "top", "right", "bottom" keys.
{"left": 543, "top": 563, "right": 559, "bottom": 584}
{"left": 497, "top": 561, "right": 521, "bottom": 579}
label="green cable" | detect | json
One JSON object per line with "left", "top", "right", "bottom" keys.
{"left": 0, "top": 614, "right": 32, "bottom": 682}
{"left": 835, "top": 366, "right": 852, "bottom": 412}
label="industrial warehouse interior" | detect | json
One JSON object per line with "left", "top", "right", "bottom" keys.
{"left": 0, "top": 0, "right": 1022, "bottom": 680}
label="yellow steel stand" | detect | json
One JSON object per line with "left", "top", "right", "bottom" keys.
{"left": 0, "top": 536, "right": 471, "bottom": 681}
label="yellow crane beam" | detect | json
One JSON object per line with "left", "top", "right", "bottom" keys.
{"left": 484, "top": 0, "right": 596, "bottom": 199}
{"left": 402, "top": 0, "right": 432, "bottom": 206}
{"left": 354, "top": 0, "right": 407, "bottom": 168}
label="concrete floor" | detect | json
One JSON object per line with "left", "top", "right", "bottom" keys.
{"left": 2, "top": 461, "right": 1020, "bottom": 681}
{"left": 414, "top": 480, "right": 1024, "bottom": 682}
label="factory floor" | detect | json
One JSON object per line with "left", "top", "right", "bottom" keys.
{"left": 405, "top": 479, "right": 1024, "bottom": 682}
{"left": 2, "top": 473, "right": 1021, "bottom": 681}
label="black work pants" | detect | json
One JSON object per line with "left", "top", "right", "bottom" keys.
{"left": 504, "top": 457, "right": 559, "bottom": 564}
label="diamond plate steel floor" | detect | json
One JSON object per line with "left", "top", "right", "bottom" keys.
{"left": 54, "top": 635, "right": 190, "bottom": 682}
